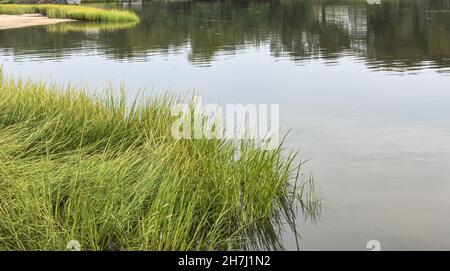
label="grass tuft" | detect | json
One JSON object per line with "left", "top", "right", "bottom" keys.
{"left": 46, "top": 21, "right": 139, "bottom": 33}
{"left": 0, "top": 4, "right": 140, "bottom": 22}
{"left": 0, "top": 70, "right": 318, "bottom": 251}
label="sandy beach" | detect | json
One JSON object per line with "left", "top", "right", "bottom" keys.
{"left": 0, "top": 14, "right": 74, "bottom": 30}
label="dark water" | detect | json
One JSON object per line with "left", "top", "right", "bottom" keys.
{"left": 1, "top": 0, "right": 450, "bottom": 250}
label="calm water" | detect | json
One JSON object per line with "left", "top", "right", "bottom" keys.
{"left": 1, "top": 0, "right": 450, "bottom": 250}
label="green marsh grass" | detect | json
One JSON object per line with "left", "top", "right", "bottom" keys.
{"left": 0, "top": 70, "right": 319, "bottom": 250}
{"left": 46, "top": 21, "right": 138, "bottom": 33}
{"left": 0, "top": 4, "right": 139, "bottom": 22}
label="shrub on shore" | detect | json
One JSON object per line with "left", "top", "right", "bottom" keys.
{"left": 0, "top": 4, "right": 140, "bottom": 22}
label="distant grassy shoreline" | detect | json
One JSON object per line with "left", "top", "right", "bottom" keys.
{"left": 46, "top": 20, "right": 138, "bottom": 32}
{"left": 0, "top": 70, "right": 318, "bottom": 250}
{"left": 0, "top": 4, "right": 139, "bottom": 22}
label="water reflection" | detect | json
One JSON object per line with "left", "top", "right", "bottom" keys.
{"left": 47, "top": 21, "right": 139, "bottom": 33}
{"left": 0, "top": 0, "right": 449, "bottom": 72}
{"left": 244, "top": 177, "right": 322, "bottom": 251}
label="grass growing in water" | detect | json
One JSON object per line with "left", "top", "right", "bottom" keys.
{"left": 0, "top": 4, "right": 139, "bottom": 22}
{"left": 0, "top": 70, "right": 319, "bottom": 250}
{"left": 47, "top": 21, "right": 138, "bottom": 33}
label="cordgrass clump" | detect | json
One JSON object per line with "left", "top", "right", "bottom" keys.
{"left": 0, "top": 70, "right": 317, "bottom": 251}
{"left": 0, "top": 4, "right": 140, "bottom": 22}
{"left": 47, "top": 21, "right": 138, "bottom": 33}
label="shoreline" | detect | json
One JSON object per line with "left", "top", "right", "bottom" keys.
{"left": 0, "top": 14, "right": 75, "bottom": 30}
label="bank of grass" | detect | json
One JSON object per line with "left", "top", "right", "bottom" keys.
{"left": 47, "top": 21, "right": 138, "bottom": 33}
{"left": 0, "top": 4, "right": 139, "bottom": 22}
{"left": 0, "top": 71, "right": 318, "bottom": 250}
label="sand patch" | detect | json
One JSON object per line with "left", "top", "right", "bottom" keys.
{"left": 0, "top": 14, "right": 75, "bottom": 30}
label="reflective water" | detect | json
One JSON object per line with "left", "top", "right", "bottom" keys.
{"left": 1, "top": 0, "right": 450, "bottom": 250}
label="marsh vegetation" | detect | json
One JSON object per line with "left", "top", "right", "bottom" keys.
{"left": 0, "top": 4, "right": 139, "bottom": 22}
{"left": 0, "top": 70, "right": 319, "bottom": 250}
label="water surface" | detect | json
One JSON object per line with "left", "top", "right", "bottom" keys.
{"left": 1, "top": 0, "right": 450, "bottom": 250}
